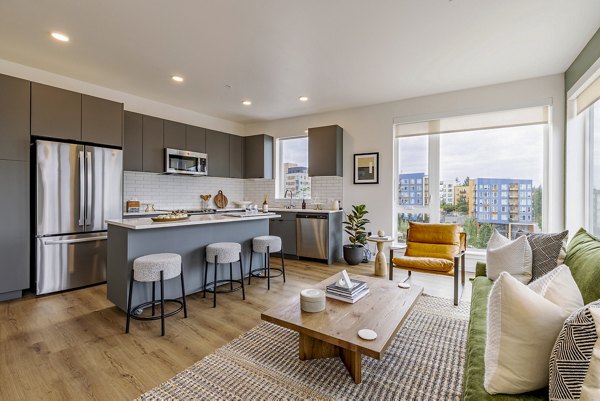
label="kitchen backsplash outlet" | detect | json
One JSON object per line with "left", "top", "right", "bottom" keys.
{"left": 123, "top": 171, "right": 245, "bottom": 210}
{"left": 244, "top": 176, "right": 343, "bottom": 209}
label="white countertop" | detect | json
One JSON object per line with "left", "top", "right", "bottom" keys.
{"left": 268, "top": 207, "right": 343, "bottom": 214}
{"left": 107, "top": 212, "right": 280, "bottom": 230}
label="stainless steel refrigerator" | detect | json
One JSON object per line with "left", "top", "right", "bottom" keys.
{"left": 34, "top": 140, "right": 122, "bottom": 295}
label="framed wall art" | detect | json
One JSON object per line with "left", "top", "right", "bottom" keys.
{"left": 354, "top": 152, "right": 379, "bottom": 184}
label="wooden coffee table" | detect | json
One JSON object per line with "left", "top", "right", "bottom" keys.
{"left": 261, "top": 274, "right": 423, "bottom": 383}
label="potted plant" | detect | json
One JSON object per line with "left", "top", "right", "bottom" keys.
{"left": 343, "top": 204, "right": 370, "bottom": 265}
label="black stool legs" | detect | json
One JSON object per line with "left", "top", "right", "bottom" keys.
{"left": 204, "top": 254, "right": 245, "bottom": 308}
{"left": 248, "top": 245, "right": 285, "bottom": 289}
{"left": 125, "top": 269, "right": 134, "bottom": 334}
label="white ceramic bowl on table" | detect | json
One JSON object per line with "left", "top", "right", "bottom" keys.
{"left": 232, "top": 200, "right": 253, "bottom": 208}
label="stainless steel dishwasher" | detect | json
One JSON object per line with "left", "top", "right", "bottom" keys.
{"left": 296, "top": 213, "right": 328, "bottom": 260}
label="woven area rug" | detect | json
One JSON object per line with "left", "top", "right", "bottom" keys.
{"left": 138, "top": 295, "right": 470, "bottom": 401}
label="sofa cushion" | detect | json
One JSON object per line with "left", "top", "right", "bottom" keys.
{"left": 392, "top": 256, "right": 454, "bottom": 272}
{"left": 404, "top": 222, "right": 460, "bottom": 260}
{"left": 486, "top": 229, "right": 533, "bottom": 284}
{"left": 516, "top": 230, "right": 568, "bottom": 280}
{"left": 484, "top": 272, "right": 573, "bottom": 394}
{"left": 564, "top": 228, "right": 600, "bottom": 305}
{"left": 463, "top": 276, "right": 547, "bottom": 401}
{"left": 549, "top": 300, "right": 600, "bottom": 401}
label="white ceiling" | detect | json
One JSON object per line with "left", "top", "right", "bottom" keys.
{"left": 0, "top": 1, "right": 599, "bottom": 124}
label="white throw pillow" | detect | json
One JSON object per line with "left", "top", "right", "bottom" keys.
{"left": 528, "top": 264, "right": 584, "bottom": 314}
{"left": 486, "top": 229, "right": 532, "bottom": 283}
{"left": 484, "top": 272, "right": 574, "bottom": 394}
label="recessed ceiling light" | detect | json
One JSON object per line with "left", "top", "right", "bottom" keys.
{"left": 171, "top": 75, "right": 184, "bottom": 82}
{"left": 50, "top": 32, "right": 69, "bottom": 42}
{"left": 298, "top": 96, "right": 309, "bottom": 102}
{"left": 242, "top": 100, "right": 252, "bottom": 106}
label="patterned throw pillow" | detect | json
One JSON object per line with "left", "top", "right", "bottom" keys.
{"left": 549, "top": 300, "right": 600, "bottom": 401}
{"left": 516, "top": 230, "right": 568, "bottom": 280}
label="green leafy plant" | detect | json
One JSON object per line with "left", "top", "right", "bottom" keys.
{"left": 343, "top": 204, "right": 370, "bottom": 247}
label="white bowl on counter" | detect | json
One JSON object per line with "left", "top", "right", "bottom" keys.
{"left": 232, "top": 200, "right": 253, "bottom": 208}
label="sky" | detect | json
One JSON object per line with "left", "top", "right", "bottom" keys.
{"left": 281, "top": 137, "right": 309, "bottom": 166}
{"left": 398, "top": 125, "right": 544, "bottom": 186}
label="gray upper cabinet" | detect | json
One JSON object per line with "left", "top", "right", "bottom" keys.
{"left": 206, "top": 129, "right": 230, "bottom": 177}
{"left": 186, "top": 125, "right": 206, "bottom": 153}
{"left": 244, "top": 134, "right": 273, "bottom": 179}
{"left": 229, "top": 135, "right": 244, "bottom": 178}
{"left": 142, "top": 115, "right": 164, "bottom": 173}
{"left": 0, "top": 160, "right": 29, "bottom": 295}
{"left": 31, "top": 82, "right": 82, "bottom": 141}
{"left": 0, "top": 74, "right": 30, "bottom": 161}
{"left": 308, "top": 125, "right": 343, "bottom": 177}
{"left": 164, "top": 120, "right": 186, "bottom": 150}
{"left": 123, "top": 111, "right": 143, "bottom": 171}
{"left": 81, "top": 95, "right": 123, "bottom": 147}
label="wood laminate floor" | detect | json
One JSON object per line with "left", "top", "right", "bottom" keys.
{"left": 0, "top": 259, "right": 473, "bottom": 401}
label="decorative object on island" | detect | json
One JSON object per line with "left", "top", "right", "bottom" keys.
{"left": 353, "top": 152, "right": 379, "bottom": 184}
{"left": 325, "top": 270, "right": 370, "bottom": 303}
{"left": 332, "top": 200, "right": 340, "bottom": 210}
{"left": 343, "top": 204, "right": 370, "bottom": 265}
{"left": 262, "top": 195, "right": 269, "bottom": 213}
{"left": 367, "top": 234, "right": 393, "bottom": 276}
{"left": 300, "top": 288, "right": 326, "bottom": 312}
{"left": 151, "top": 211, "right": 189, "bottom": 222}
{"left": 214, "top": 190, "right": 228, "bottom": 208}
{"left": 302, "top": 199, "right": 306, "bottom": 209}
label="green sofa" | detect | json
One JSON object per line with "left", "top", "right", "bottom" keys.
{"left": 463, "top": 228, "right": 600, "bottom": 400}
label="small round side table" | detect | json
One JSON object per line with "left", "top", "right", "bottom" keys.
{"left": 367, "top": 236, "right": 393, "bottom": 277}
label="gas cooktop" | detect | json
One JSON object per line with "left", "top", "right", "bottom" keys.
{"left": 183, "top": 209, "right": 217, "bottom": 215}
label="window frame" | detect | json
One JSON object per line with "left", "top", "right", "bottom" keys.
{"left": 275, "top": 135, "right": 311, "bottom": 200}
{"left": 393, "top": 112, "right": 551, "bottom": 246}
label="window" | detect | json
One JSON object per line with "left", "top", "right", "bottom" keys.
{"left": 395, "top": 107, "right": 548, "bottom": 248}
{"left": 588, "top": 101, "right": 600, "bottom": 236}
{"left": 277, "top": 137, "right": 310, "bottom": 199}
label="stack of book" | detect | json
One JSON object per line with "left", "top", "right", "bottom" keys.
{"left": 325, "top": 279, "right": 369, "bottom": 303}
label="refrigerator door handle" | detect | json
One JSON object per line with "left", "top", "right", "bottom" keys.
{"left": 43, "top": 235, "right": 108, "bottom": 245}
{"left": 78, "top": 150, "right": 85, "bottom": 226}
{"left": 85, "top": 151, "right": 92, "bottom": 226}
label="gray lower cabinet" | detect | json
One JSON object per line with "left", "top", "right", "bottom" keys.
{"left": 31, "top": 82, "right": 82, "bottom": 141}
{"left": 269, "top": 212, "right": 297, "bottom": 256}
{"left": 142, "top": 115, "right": 164, "bottom": 173}
{"left": 308, "top": 125, "right": 343, "bottom": 177}
{"left": 206, "top": 129, "right": 230, "bottom": 177}
{"left": 123, "top": 111, "right": 143, "bottom": 171}
{"left": 244, "top": 134, "right": 273, "bottom": 179}
{"left": 82, "top": 94, "right": 123, "bottom": 147}
{"left": 164, "top": 120, "right": 186, "bottom": 150}
{"left": 0, "top": 160, "right": 29, "bottom": 299}
{"left": 0, "top": 74, "right": 30, "bottom": 161}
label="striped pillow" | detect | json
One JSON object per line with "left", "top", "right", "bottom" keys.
{"left": 549, "top": 300, "right": 600, "bottom": 400}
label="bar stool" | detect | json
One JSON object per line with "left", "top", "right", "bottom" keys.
{"left": 204, "top": 242, "right": 245, "bottom": 308}
{"left": 125, "top": 253, "right": 187, "bottom": 336}
{"left": 248, "top": 235, "right": 286, "bottom": 290}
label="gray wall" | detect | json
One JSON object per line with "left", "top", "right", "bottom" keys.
{"left": 565, "top": 27, "right": 600, "bottom": 92}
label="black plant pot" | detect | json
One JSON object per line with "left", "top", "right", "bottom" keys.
{"left": 343, "top": 245, "right": 364, "bottom": 265}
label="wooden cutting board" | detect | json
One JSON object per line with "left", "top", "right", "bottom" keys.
{"left": 214, "top": 190, "right": 228, "bottom": 208}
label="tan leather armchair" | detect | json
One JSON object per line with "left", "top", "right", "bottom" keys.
{"left": 389, "top": 222, "right": 466, "bottom": 305}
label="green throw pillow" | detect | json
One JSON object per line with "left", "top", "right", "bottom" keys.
{"left": 564, "top": 228, "right": 600, "bottom": 304}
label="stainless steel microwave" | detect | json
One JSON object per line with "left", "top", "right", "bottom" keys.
{"left": 165, "top": 148, "right": 207, "bottom": 175}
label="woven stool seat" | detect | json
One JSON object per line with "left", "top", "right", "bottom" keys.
{"left": 252, "top": 236, "right": 282, "bottom": 254}
{"left": 133, "top": 253, "right": 182, "bottom": 282}
{"left": 206, "top": 242, "right": 242, "bottom": 264}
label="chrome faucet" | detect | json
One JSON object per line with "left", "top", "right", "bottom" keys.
{"left": 284, "top": 189, "right": 295, "bottom": 209}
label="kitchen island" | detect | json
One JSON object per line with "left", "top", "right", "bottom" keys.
{"left": 106, "top": 213, "right": 279, "bottom": 311}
